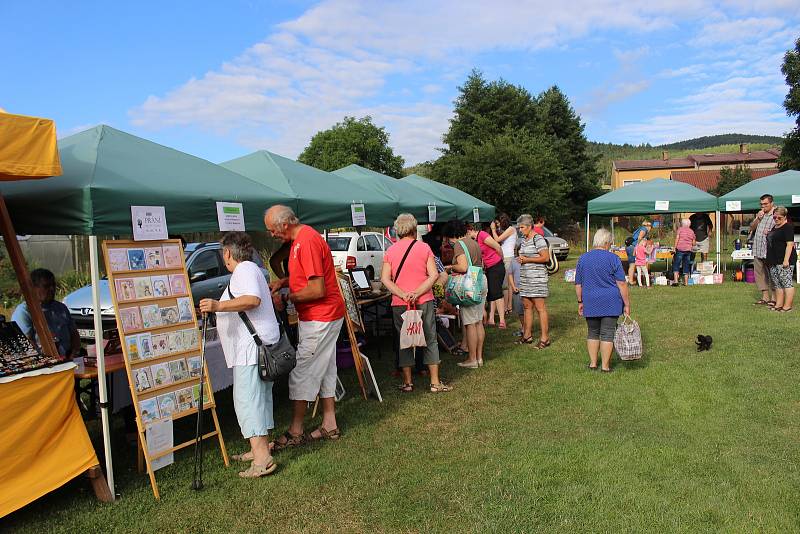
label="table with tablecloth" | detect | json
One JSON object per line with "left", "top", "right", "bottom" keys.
{"left": 0, "top": 363, "right": 100, "bottom": 517}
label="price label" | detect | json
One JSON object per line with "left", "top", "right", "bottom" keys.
{"left": 726, "top": 200, "right": 741, "bottom": 212}
{"left": 792, "top": 195, "right": 800, "bottom": 205}
{"left": 428, "top": 204, "right": 436, "bottom": 222}
{"left": 216, "top": 202, "right": 245, "bottom": 231}
{"left": 351, "top": 203, "right": 367, "bottom": 226}
{"left": 131, "top": 206, "right": 168, "bottom": 241}
{"left": 473, "top": 208, "right": 480, "bottom": 223}
{"left": 654, "top": 200, "right": 669, "bottom": 211}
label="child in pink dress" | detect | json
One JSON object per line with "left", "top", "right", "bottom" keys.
{"left": 634, "top": 237, "right": 654, "bottom": 287}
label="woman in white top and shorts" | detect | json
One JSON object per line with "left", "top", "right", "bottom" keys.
{"left": 491, "top": 213, "right": 517, "bottom": 317}
{"left": 199, "top": 232, "right": 281, "bottom": 479}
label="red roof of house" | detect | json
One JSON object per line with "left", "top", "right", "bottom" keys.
{"left": 687, "top": 150, "right": 779, "bottom": 165}
{"left": 670, "top": 169, "right": 780, "bottom": 192}
{"left": 613, "top": 158, "right": 694, "bottom": 170}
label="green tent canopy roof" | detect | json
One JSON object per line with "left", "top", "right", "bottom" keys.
{"left": 587, "top": 178, "right": 718, "bottom": 215}
{"left": 400, "top": 174, "right": 495, "bottom": 221}
{"left": 332, "top": 164, "right": 459, "bottom": 222}
{"left": 0, "top": 125, "right": 295, "bottom": 235}
{"left": 222, "top": 151, "right": 399, "bottom": 228}
{"left": 718, "top": 170, "right": 800, "bottom": 212}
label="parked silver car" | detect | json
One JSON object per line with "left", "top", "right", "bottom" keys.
{"left": 542, "top": 227, "right": 570, "bottom": 260}
{"left": 64, "top": 242, "right": 268, "bottom": 341}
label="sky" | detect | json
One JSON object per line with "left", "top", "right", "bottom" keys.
{"left": 2, "top": 0, "right": 799, "bottom": 166}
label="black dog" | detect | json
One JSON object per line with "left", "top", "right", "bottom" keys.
{"left": 696, "top": 335, "right": 713, "bottom": 352}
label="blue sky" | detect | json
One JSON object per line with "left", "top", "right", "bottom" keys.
{"left": 2, "top": 1, "right": 798, "bottom": 166}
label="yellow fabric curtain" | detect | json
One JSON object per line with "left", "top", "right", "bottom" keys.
{"left": 0, "top": 369, "right": 99, "bottom": 517}
{"left": 0, "top": 112, "right": 62, "bottom": 180}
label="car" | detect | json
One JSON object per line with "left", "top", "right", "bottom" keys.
{"left": 325, "top": 231, "right": 393, "bottom": 280}
{"left": 64, "top": 242, "right": 268, "bottom": 341}
{"left": 542, "top": 227, "right": 570, "bottom": 260}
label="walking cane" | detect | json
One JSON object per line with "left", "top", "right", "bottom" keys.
{"left": 192, "top": 312, "right": 210, "bottom": 491}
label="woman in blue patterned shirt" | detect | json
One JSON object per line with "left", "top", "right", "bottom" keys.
{"left": 575, "top": 228, "right": 631, "bottom": 372}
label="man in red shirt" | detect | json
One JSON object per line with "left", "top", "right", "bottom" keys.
{"left": 265, "top": 205, "right": 345, "bottom": 449}
{"left": 533, "top": 215, "right": 546, "bottom": 237}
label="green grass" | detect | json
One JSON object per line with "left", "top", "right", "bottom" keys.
{"left": 5, "top": 259, "right": 800, "bottom": 532}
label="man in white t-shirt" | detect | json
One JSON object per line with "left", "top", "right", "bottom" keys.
{"left": 199, "top": 232, "right": 280, "bottom": 478}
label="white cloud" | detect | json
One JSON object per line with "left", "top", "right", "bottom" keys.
{"left": 130, "top": 0, "right": 800, "bottom": 163}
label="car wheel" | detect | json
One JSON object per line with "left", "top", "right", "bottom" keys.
{"left": 366, "top": 266, "right": 375, "bottom": 280}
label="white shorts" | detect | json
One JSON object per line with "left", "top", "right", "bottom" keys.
{"left": 289, "top": 318, "right": 343, "bottom": 402}
{"left": 696, "top": 238, "right": 710, "bottom": 253}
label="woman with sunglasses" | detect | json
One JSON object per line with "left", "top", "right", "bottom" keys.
{"left": 765, "top": 206, "right": 796, "bottom": 312}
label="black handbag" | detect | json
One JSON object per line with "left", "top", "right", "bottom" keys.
{"left": 227, "top": 286, "right": 296, "bottom": 381}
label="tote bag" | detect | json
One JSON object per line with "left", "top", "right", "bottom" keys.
{"left": 399, "top": 303, "right": 426, "bottom": 349}
{"left": 445, "top": 240, "right": 485, "bottom": 306}
{"left": 614, "top": 314, "right": 643, "bottom": 361}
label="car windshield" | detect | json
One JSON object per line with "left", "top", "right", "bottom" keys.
{"left": 326, "top": 237, "right": 351, "bottom": 251}
{"left": 542, "top": 227, "right": 554, "bottom": 237}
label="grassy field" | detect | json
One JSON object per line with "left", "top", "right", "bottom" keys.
{"left": 5, "top": 258, "right": 800, "bottom": 533}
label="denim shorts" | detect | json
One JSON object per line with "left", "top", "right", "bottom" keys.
{"left": 673, "top": 250, "right": 693, "bottom": 274}
{"left": 233, "top": 364, "right": 274, "bottom": 439}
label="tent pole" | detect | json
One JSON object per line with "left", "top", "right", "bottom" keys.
{"left": 715, "top": 211, "right": 721, "bottom": 274}
{"left": 611, "top": 217, "right": 615, "bottom": 246}
{"left": 585, "top": 213, "right": 590, "bottom": 252}
{"left": 90, "top": 235, "right": 115, "bottom": 499}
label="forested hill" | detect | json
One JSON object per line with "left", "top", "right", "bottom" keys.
{"left": 588, "top": 134, "right": 783, "bottom": 185}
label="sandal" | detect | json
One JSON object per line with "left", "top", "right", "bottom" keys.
{"left": 534, "top": 339, "right": 551, "bottom": 350}
{"left": 398, "top": 383, "right": 414, "bottom": 393}
{"left": 767, "top": 301, "right": 777, "bottom": 308}
{"left": 271, "top": 431, "right": 306, "bottom": 452}
{"left": 777, "top": 307, "right": 793, "bottom": 313}
{"left": 306, "top": 426, "right": 341, "bottom": 442}
{"left": 457, "top": 360, "right": 479, "bottom": 369}
{"left": 587, "top": 365, "right": 599, "bottom": 371}
{"left": 430, "top": 382, "right": 453, "bottom": 393}
{"left": 231, "top": 451, "right": 254, "bottom": 462}
{"left": 601, "top": 368, "right": 613, "bottom": 373}
{"left": 515, "top": 337, "right": 533, "bottom": 345}
{"left": 239, "top": 460, "right": 278, "bottom": 478}
{"left": 753, "top": 299, "right": 769, "bottom": 305}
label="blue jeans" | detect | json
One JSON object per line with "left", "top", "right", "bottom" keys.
{"left": 673, "top": 250, "right": 693, "bottom": 275}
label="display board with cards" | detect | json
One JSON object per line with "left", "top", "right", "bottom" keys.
{"left": 103, "top": 239, "right": 228, "bottom": 499}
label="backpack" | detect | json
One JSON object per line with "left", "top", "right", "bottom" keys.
{"left": 445, "top": 241, "right": 485, "bottom": 306}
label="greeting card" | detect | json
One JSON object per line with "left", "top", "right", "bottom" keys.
{"left": 176, "top": 297, "right": 193, "bottom": 323}
{"left": 134, "top": 367, "right": 154, "bottom": 392}
{"left": 168, "top": 358, "right": 189, "bottom": 382}
{"left": 139, "top": 398, "right": 160, "bottom": 423}
{"left": 175, "top": 387, "right": 195, "bottom": 411}
{"left": 127, "top": 249, "right": 146, "bottom": 270}
{"left": 150, "top": 362, "right": 172, "bottom": 387}
{"left": 187, "top": 355, "right": 202, "bottom": 377}
{"left": 160, "top": 306, "right": 180, "bottom": 325}
{"left": 168, "top": 274, "right": 188, "bottom": 296}
{"left": 115, "top": 278, "right": 136, "bottom": 302}
{"left": 162, "top": 244, "right": 182, "bottom": 268}
{"left": 157, "top": 392, "right": 178, "bottom": 417}
{"left": 192, "top": 383, "right": 210, "bottom": 408}
{"left": 151, "top": 334, "right": 168, "bottom": 357}
{"left": 120, "top": 307, "right": 143, "bottom": 333}
{"left": 125, "top": 334, "right": 140, "bottom": 361}
{"left": 134, "top": 277, "right": 154, "bottom": 300}
{"left": 144, "top": 247, "right": 163, "bottom": 270}
{"left": 167, "top": 331, "right": 183, "bottom": 353}
{"left": 150, "top": 275, "right": 170, "bottom": 298}
{"left": 137, "top": 333, "right": 154, "bottom": 359}
{"left": 108, "top": 248, "right": 131, "bottom": 272}
{"left": 140, "top": 304, "right": 162, "bottom": 329}
{"left": 182, "top": 329, "right": 198, "bottom": 352}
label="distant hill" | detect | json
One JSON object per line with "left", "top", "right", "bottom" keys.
{"left": 659, "top": 134, "right": 783, "bottom": 150}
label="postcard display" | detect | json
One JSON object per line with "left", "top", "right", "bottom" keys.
{"left": 102, "top": 239, "right": 228, "bottom": 499}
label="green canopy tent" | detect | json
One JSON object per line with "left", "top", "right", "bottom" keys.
{"left": 222, "top": 151, "right": 399, "bottom": 228}
{"left": 718, "top": 170, "right": 800, "bottom": 212}
{"left": 587, "top": 178, "right": 721, "bottom": 271}
{"left": 332, "top": 164, "right": 459, "bottom": 223}
{"left": 0, "top": 125, "right": 295, "bottom": 496}
{"left": 0, "top": 125, "right": 295, "bottom": 235}
{"left": 400, "top": 174, "right": 495, "bottom": 222}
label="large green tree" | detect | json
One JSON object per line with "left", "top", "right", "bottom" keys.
{"left": 779, "top": 36, "right": 800, "bottom": 170}
{"left": 712, "top": 165, "right": 752, "bottom": 196}
{"left": 434, "top": 70, "right": 601, "bottom": 225}
{"left": 298, "top": 116, "right": 404, "bottom": 177}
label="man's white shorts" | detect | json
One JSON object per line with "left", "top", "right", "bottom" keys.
{"left": 289, "top": 318, "right": 344, "bottom": 402}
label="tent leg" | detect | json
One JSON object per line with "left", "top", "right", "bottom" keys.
{"left": 585, "top": 214, "right": 590, "bottom": 252}
{"left": 610, "top": 217, "right": 615, "bottom": 246}
{"left": 90, "top": 236, "right": 115, "bottom": 499}
{"left": 715, "top": 211, "right": 721, "bottom": 274}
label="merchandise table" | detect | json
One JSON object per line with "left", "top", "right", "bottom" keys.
{"left": 0, "top": 364, "right": 110, "bottom": 517}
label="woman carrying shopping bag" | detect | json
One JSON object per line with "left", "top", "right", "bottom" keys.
{"left": 381, "top": 214, "right": 453, "bottom": 393}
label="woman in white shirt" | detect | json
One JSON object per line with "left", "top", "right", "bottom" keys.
{"left": 491, "top": 213, "right": 518, "bottom": 318}
{"left": 199, "top": 232, "right": 280, "bottom": 479}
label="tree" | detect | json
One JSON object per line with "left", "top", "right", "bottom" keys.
{"left": 298, "top": 116, "right": 404, "bottom": 177}
{"left": 712, "top": 165, "right": 752, "bottom": 196}
{"left": 779, "top": 36, "right": 800, "bottom": 170}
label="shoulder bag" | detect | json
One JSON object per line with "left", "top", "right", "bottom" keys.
{"left": 445, "top": 240, "right": 485, "bottom": 306}
{"left": 227, "top": 286, "right": 296, "bottom": 381}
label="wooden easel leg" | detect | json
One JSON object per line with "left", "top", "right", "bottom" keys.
{"left": 137, "top": 433, "right": 145, "bottom": 473}
{"left": 210, "top": 407, "right": 229, "bottom": 467}
{"left": 85, "top": 465, "right": 114, "bottom": 502}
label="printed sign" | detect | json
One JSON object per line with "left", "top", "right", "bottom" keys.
{"left": 654, "top": 200, "right": 670, "bottom": 211}
{"left": 146, "top": 418, "right": 174, "bottom": 471}
{"left": 131, "top": 206, "right": 168, "bottom": 241}
{"left": 351, "top": 203, "right": 367, "bottom": 226}
{"left": 726, "top": 200, "right": 742, "bottom": 212}
{"left": 428, "top": 204, "right": 437, "bottom": 222}
{"left": 792, "top": 195, "right": 800, "bottom": 205}
{"left": 216, "top": 202, "right": 245, "bottom": 231}
{"left": 473, "top": 208, "right": 480, "bottom": 223}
